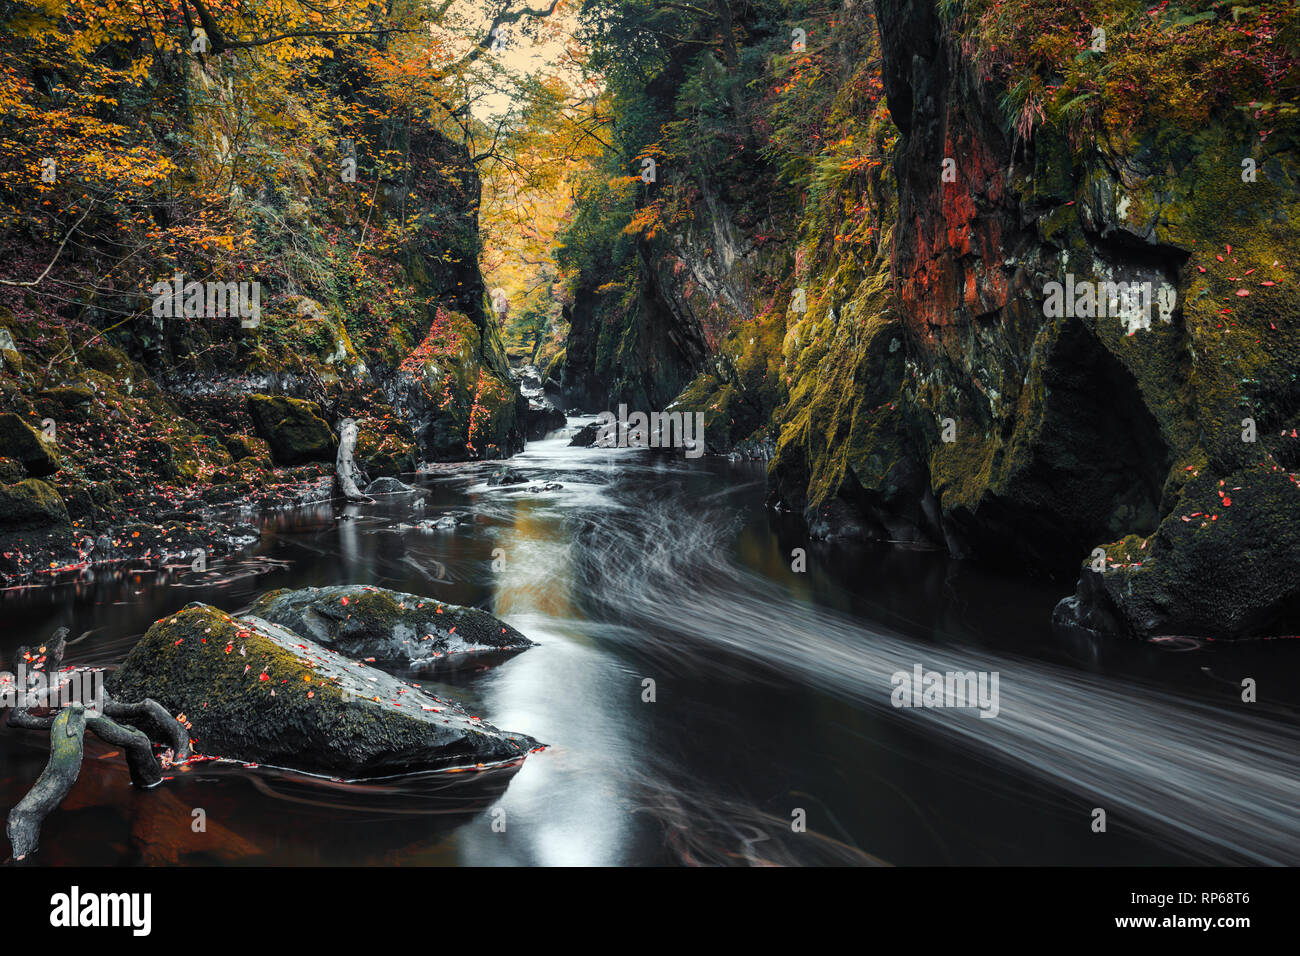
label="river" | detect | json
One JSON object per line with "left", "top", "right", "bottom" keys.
{"left": 2, "top": 419, "right": 1297, "bottom": 865}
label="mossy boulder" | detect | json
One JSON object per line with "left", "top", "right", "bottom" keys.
{"left": 0, "top": 326, "right": 20, "bottom": 373}
{"left": 248, "top": 585, "right": 534, "bottom": 671}
{"left": 0, "top": 413, "right": 59, "bottom": 477}
{"left": 246, "top": 394, "right": 335, "bottom": 466}
{"left": 36, "top": 386, "right": 94, "bottom": 411}
{"left": 0, "top": 479, "right": 70, "bottom": 532}
{"left": 1055, "top": 464, "right": 1300, "bottom": 638}
{"left": 138, "top": 437, "right": 179, "bottom": 479}
{"left": 222, "top": 433, "right": 271, "bottom": 464}
{"left": 106, "top": 603, "right": 542, "bottom": 778}
{"left": 353, "top": 417, "right": 418, "bottom": 476}
{"left": 59, "top": 479, "right": 122, "bottom": 526}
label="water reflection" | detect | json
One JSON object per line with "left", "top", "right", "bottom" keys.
{"left": 1, "top": 422, "right": 1297, "bottom": 865}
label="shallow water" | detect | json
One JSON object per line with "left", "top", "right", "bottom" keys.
{"left": 2, "top": 420, "right": 1298, "bottom": 866}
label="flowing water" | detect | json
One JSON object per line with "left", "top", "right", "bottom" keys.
{"left": 2, "top": 419, "right": 1297, "bottom": 866}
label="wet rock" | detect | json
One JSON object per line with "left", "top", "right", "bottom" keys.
{"left": 515, "top": 365, "right": 545, "bottom": 396}
{"left": 106, "top": 602, "right": 542, "bottom": 778}
{"left": 526, "top": 482, "right": 564, "bottom": 493}
{"left": 728, "top": 436, "right": 776, "bottom": 461}
{"left": 246, "top": 394, "right": 336, "bottom": 466}
{"left": 1053, "top": 465, "right": 1300, "bottom": 639}
{"left": 365, "top": 476, "right": 420, "bottom": 496}
{"left": 0, "top": 413, "right": 59, "bottom": 477}
{"left": 514, "top": 365, "right": 566, "bottom": 440}
{"left": 412, "top": 515, "right": 458, "bottom": 530}
{"left": 568, "top": 421, "right": 601, "bottom": 447}
{"left": 487, "top": 465, "right": 526, "bottom": 487}
{"left": 0, "top": 479, "right": 70, "bottom": 532}
{"left": 247, "top": 585, "right": 535, "bottom": 670}
{"left": 525, "top": 398, "right": 566, "bottom": 441}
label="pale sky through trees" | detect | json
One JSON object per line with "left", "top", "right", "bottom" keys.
{"left": 456, "top": 0, "right": 585, "bottom": 121}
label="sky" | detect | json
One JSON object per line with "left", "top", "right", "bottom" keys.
{"left": 437, "top": 1, "right": 586, "bottom": 122}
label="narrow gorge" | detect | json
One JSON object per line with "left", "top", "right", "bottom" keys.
{"left": 0, "top": 0, "right": 1297, "bottom": 875}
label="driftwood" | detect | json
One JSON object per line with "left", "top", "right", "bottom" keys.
{"left": 4, "top": 627, "right": 191, "bottom": 861}
{"left": 335, "top": 417, "right": 373, "bottom": 502}
{"left": 7, "top": 707, "right": 88, "bottom": 861}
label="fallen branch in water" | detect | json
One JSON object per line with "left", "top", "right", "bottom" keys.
{"left": 4, "top": 628, "right": 191, "bottom": 862}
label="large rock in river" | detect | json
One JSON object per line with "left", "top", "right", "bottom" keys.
{"left": 107, "top": 603, "right": 542, "bottom": 778}
{"left": 247, "top": 585, "right": 534, "bottom": 670}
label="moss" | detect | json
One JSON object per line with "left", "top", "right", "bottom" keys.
{"left": 223, "top": 433, "right": 271, "bottom": 463}
{"left": 246, "top": 394, "right": 336, "bottom": 465}
{"left": 0, "top": 479, "right": 70, "bottom": 532}
{"left": 0, "top": 413, "right": 59, "bottom": 477}
{"left": 353, "top": 417, "right": 417, "bottom": 476}
{"left": 542, "top": 347, "right": 566, "bottom": 383}
{"left": 1085, "top": 462, "right": 1300, "bottom": 636}
{"left": 106, "top": 602, "right": 540, "bottom": 776}
{"left": 37, "top": 386, "right": 94, "bottom": 409}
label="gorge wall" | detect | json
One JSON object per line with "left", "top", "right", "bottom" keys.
{"left": 560, "top": 0, "right": 1300, "bottom": 639}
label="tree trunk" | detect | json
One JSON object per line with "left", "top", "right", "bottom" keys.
{"left": 335, "top": 418, "right": 373, "bottom": 502}
{"left": 712, "top": 0, "right": 746, "bottom": 122}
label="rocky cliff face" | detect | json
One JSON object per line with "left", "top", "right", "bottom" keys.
{"left": 563, "top": 0, "right": 1300, "bottom": 639}
{"left": 0, "top": 109, "right": 521, "bottom": 584}
{"left": 849, "top": 0, "right": 1299, "bottom": 638}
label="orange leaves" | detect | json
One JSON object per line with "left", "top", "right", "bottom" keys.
{"left": 623, "top": 202, "right": 666, "bottom": 240}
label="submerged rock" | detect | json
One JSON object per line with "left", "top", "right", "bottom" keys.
{"left": 365, "top": 476, "right": 420, "bottom": 496}
{"left": 247, "top": 584, "right": 535, "bottom": 669}
{"left": 401, "top": 515, "right": 459, "bottom": 531}
{"left": 107, "top": 602, "right": 542, "bottom": 778}
{"left": 487, "top": 465, "right": 527, "bottom": 486}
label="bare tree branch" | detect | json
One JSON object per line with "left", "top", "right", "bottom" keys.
{"left": 0, "top": 204, "right": 94, "bottom": 288}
